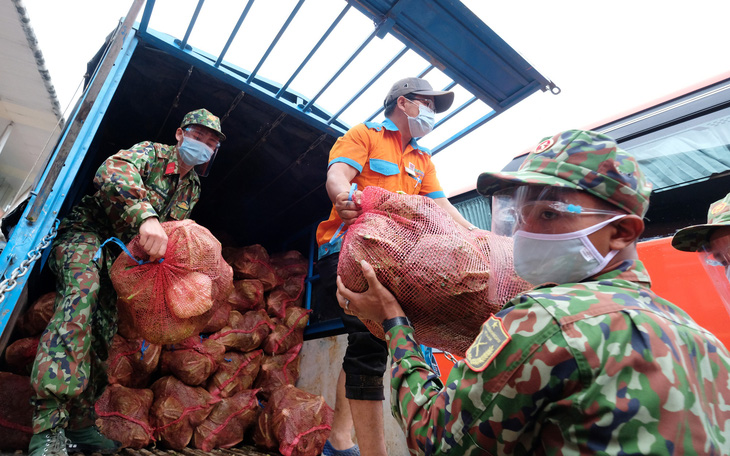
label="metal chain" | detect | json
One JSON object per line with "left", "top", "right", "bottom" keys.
{"left": 0, "top": 219, "right": 59, "bottom": 304}
{"left": 443, "top": 351, "right": 460, "bottom": 365}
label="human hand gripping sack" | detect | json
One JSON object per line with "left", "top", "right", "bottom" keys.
{"left": 336, "top": 259, "right": 405, "bottom": 324}
{"left": 139, "top": 217, "right": 168, "bottom": 261}
{"left": 334, "top": 189, "right": 363, "bottom": 226}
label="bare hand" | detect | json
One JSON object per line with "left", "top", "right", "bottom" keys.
{"left": 139, "top": 217, "right": 168, "bottom": 261}
{"left": 336, "top": 260, "right": 404, "bottom": 323}
{"left": 334, "top": 190, "right": 363, "bottom": 226}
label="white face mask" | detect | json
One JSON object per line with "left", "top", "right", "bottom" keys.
{"left": 513, "top": 214, "right": 626, "bottom": 285}
{"left": 406, "top": 103, "right": 435, "bottom": 138}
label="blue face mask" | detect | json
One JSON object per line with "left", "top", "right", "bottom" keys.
{"left": 178, "top": 137, "right": 214, "bottom": 166}
{"left": 406, "top": 101, "right": 435, "bottom": 138}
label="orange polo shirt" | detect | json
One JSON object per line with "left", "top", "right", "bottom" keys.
{"left": 316, "top": 119, "right": 445, "bottom": 257}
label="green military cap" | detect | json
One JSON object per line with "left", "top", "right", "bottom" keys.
{"left": 476, "top": 129, "right": 652, "bottom": 217}
{"left": 180, "top": 108, "right": 226, "bottom": 141}
{"left": 672, "top": 193, "right": 730, "bottom": 252}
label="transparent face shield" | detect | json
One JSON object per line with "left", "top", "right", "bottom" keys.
{"left": 491, "top": 185, "right": 625, "bottom": 236}
{"left": 491, "top": 185, "right": 627, "bottom": 285}
{"left": 699, "top": 229, "right": 730, "bottom": 318}
{"left": 184, "top": 127, "right": 221, "bottom": 177}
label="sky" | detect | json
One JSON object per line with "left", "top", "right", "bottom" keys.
{"left": 20, "top": 0, "right": 730, "bottom": 196}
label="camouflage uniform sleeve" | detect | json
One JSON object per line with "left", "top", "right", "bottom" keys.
{"left": 93, "top": 141, "right": 159, "bottom": 230}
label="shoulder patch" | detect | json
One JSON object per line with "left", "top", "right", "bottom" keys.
{"left": 465, "top": 315, "right": 511, "bottom": 372}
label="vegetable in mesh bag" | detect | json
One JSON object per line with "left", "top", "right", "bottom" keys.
{"left": 257, "top": 385, "right": 333, "bottom": 456}
{"left": 160, "top": 336, "right": 226, "bottom": 386}
{"left": 110, "top": 220, "right": 234, "bottom": 345}
{"left": 224, "top": 244, "right": 279, "bottom": 290}
{"left": 4, "top": 336, "right": 39, "bottom": 375}
{"left": 262, "top": 309, "right": 310, "bottom": 355}
{"left": 15, "top": 292, "right": 55, "bottom": 337}
{"left": 227, "top": 279, "right": 265, "bottom": 312}
{"left": 209, "top": 309, "right": 274, "bottom": 351}
{"left": 150, "top": 375, "right": 213, "bottom": 450}
{"left": 338, "top": 187, "right": 531, "bottom": 356}
{"left": 253, "top": 343, "right": 301, "bottom": 399}
{"left": 107, "top": 335, "right": 161, "bottom": 388}
{"left": 0, "top": 372, "right": 33, "bottom": 451}
{"left": 192, "top": 389, "right": 260, "bottom": 451}
{"left": 95, "top": 384, "right": 155, "bottom": 449}
{"left": 207, "top": 349, "right": 263, "bottom": 398}
{"left": 270, "top": 250, "right": 308, "bottom": 279}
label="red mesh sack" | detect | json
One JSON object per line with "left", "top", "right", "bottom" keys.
{"left": 263, "top": 309, "right": 310, "bottom": 355}
{"left": 265, "top": 289, "right": 303, "bottom": 319}
{"left": 224, "top": 244, "right": 279, "bottom": 290}
{"left": 207, "top": 350, "right": 263, "bottom": 399}
{"left": 0, "top": 372, "right": 33, "bottom": 450}
{"left": 4, "top": 336, "right": 39, "bottom": 374}
{"left": 266, "top": 385, "right": 333, "bottom": 456}
{"left": 15, "top": 292, "right": 55, "bottom": 337}
{"left": 253, "top": 343, "right": 301, "bottom": 399}
{"left": 253, "top": 401, "right": 277, "bottom": 451}
{"left": 111, "top": 219, "right": 234, "bottom": 345}
{"left": 107, "top": 335, "right": 161, "bottom": 388}
{"left": 270, "top": 250, "right": 308, "bottom": 279}
{"left": 338, "top": 187, "right": 531, "bottom": 356}
{"left": 160, "top": 336, "right": 226, "bottom": 386}
{"left": 116, "top": 298, "right": 141, "bottom": 340}
{"left": 150, "top": 375, "right": 213, "bottom": 450}
{"left": 209, "top": 309, "right": 274, "bottom": 351}
{"left": 283, "top": 306, "right": 312, "bottom": 330}
{"left": 227, "top": 279, "right": 265, "bottom": 312}
{"left": 273, "top": 274, "right": 306, "bottom": 303}
{"left": 94, "top": 384, "right": 155, "bottom": 449}
{"left": 201, "top": 301, "right": 231, "bottom": 334}
{"left": 192, "top": 389, "right": 260, "bottom": 451}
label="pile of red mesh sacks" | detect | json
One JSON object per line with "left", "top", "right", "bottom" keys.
{"left": 0, "top": 233, "right": 332, "bottom": 456}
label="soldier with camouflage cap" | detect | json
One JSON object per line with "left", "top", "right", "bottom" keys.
{"left": 336, "top": 129, "right": 730, "bottom": 455}
{"left": 28, "top": 108, "right": 225, "bottom": 456}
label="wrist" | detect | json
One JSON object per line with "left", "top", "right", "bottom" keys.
{"left": 382, "top": 316, "right": 411, "bottom": 334}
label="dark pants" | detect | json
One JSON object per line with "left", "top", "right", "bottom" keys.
{"left": 317, "top": 253, "right": 388, "bottom": 401}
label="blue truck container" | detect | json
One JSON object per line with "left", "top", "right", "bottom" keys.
{"left": 0, "top": 0, "right": 557, "bottom": 350}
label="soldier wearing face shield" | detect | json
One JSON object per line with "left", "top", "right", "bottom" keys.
{"left": 672, "top": 193, "right": 730, "bottom": 317}
{"left": 335, "top": 129, "right": 730, "bottom": 455}
{"left": 28, "top": 109, "right": 225, "bottom": 456}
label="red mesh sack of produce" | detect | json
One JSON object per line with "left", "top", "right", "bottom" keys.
{"left": 160, "top": 336, "right": 226, "bottom": 386}
{"left": 267, "top": 385, "right": 333, "bottom": 456}
{"left": 253, "top": 343, "right": 301, "bottom": 399}
{"left": 107, "top": 335, "right": 161, "bottom": 388}
{"left": 209, "top": 309, "right": 274, "bottom": 351}
{"left": 15, "top": 292, "right": 55, "bottom": 337}
{"left": 201, "top": 301, "right": 231, "bottom": 334}
{"left": 338, "top": 187, "right": 531, "bottom": 356}
{"left": 253, "top": 401, "right": 277, "bottom": 451}
{"left": 192, "top": 389, "right": 260, "bottom": 451}
{"left": 270, "top": 250, "right": 308, "bottom": 279}
{"left": 265, "top": 289, "right": 302, "bottom": 319}
{"left": 274, "top": 275, "right": 306, "bottom": 303}
{"left": 94, "top": 384, "right": 155, "bottom": 449}
{"left": 263, "top": 309, "right": 310, "bottom": 355}
{"left": 224, "top": 244, "right": 279, "bottom": 290}
{"left": 227, "top": 279, "right": 265, "bottom": 312}
{"left": 0, "top": 372, "right": 33, "bottom": 450}
{"left": 110, "top": 219, "right": 234, "bottom": 345}
{"left": 150, "top": 375, "right": 214, "bottom": 450}
{"left": 283, "top": 306, "right": 312, "bottom": 330}
{"left": 207, "top": 349, "right": 263, "bottom": 398}
{"left": 4, "top": 336, "right": 39, "bottom": 374}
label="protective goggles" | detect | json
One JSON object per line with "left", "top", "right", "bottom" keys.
{"left": 491, "top": 186, "right": 624, "bottom": 236}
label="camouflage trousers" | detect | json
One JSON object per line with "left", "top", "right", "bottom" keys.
{"left": 30, "top": 230, "right": 118, "bottom": 433}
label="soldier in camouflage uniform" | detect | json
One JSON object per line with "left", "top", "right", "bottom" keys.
{"left": 28, "top": 109, "right": 226, "bottom": 456}
{"left": 336, "top": 129, "right": 730, "bottom": 455}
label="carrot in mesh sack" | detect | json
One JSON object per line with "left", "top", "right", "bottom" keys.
{"left": 338, "top": 186, "right": 531, "bottom": 356}
{"left": 107, "top": 219, "right": 234, "bottom": 345}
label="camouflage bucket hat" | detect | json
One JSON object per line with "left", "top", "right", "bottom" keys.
{"left": 476, "top": 129, "right": 652, "bottom": 216}
{"left": 672, "top": 193, "right": 730, "bottom": 252}
{"left": 180, "top": 108, "right": 226, "bottom": 141}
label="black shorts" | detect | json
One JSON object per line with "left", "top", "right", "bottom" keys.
{"left": 317, "top": 253, "right": 388, "bottom": 401}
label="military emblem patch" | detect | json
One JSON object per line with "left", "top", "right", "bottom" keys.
{"left": 534, "top": 137, "right": 555, "bottom": 154}
{"left": 165, "top": 163, "right": 176, "bottom": 174}
{"left": 465, "top": 315, "right": 511, "bottom": 372}
{"left": 176, "top": 201, "right": 189, "bottom": 211}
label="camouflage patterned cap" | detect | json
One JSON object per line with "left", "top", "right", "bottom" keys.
{"left": 476, "top": 129, "right": 652, "bottom": 216}
{"left": 180, "top": 108, "right": 226, "bottom": 141}
{"left": 671, "top": 193, "right": 730, "bottom": 252}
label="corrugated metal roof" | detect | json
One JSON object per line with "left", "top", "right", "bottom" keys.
{"left": 0, "top": 0, "right": 64, "bottom": 212}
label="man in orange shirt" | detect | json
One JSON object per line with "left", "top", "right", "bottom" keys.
{"left": 317, "top": 77, "right": 474, "bottom": 456}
